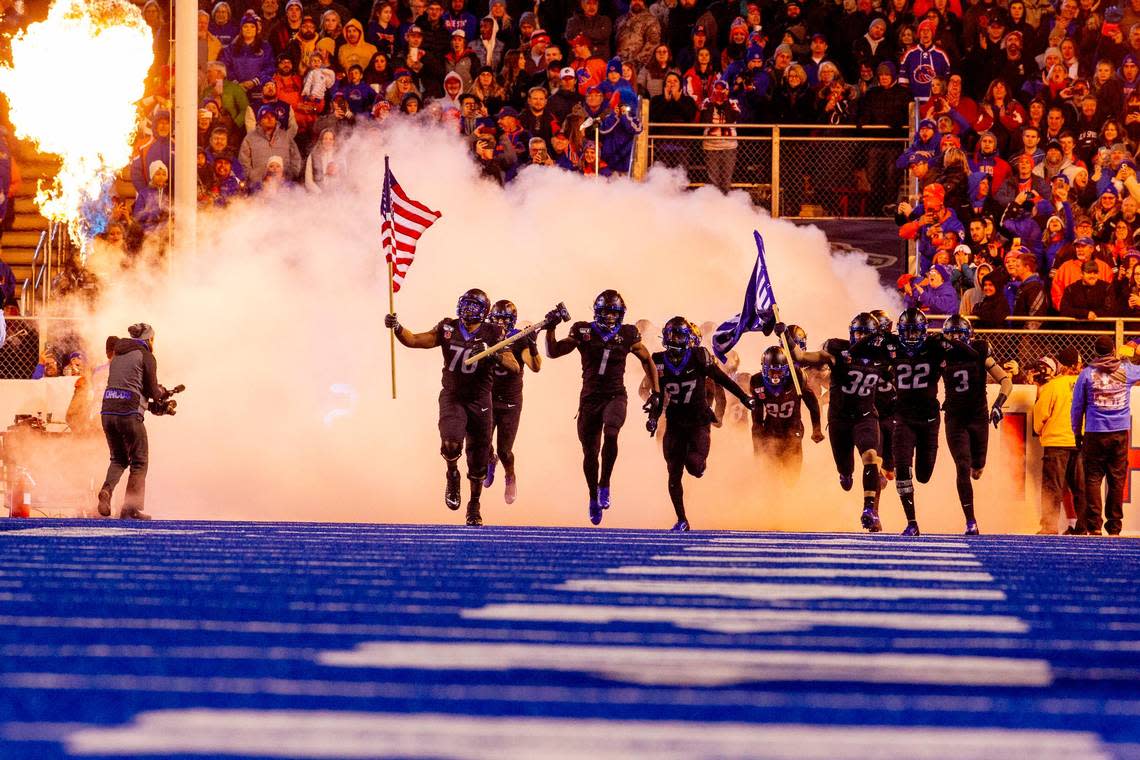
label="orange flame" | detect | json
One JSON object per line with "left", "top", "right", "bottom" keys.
{"left": 0, "top": 0, "right": 153, "bottom": 243}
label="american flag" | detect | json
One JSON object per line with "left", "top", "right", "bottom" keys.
{"left": 712, "top": 231, "right": 778, "bottom": 361}
{"left": 381, "top": 158, "right": 442, "bottom": 293}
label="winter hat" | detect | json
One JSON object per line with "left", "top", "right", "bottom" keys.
{"left": 923, "top": 182, "right": 946, "bottom": 202}
{"left": 869, "top": 17, "right": 887, "bottom": 32}
{"left": 747, "top": 45, "right": 764, "bottom": 61}
{"left": 519, "top": 11, "right": 537, "bottom": 26}
{"left": 1101, "top": 185, "right": 1120, "bottom": 197}
{"left": 876, "top": 60, "right": 897, "bottom": 77}
{"left": 240, "top": 9, "right": 260, "bottom": 27}
{"left": 147, "top": 160, "right": 167, "bottom": 180}
{"left": 452, "top": 28, "right": 467, "bottom": 38}
{"left": 774, "top": 43, "right": 792, "bottom": 58}
{"left": 607, "top": 56, "right": 622, "bottom": 74}
{"left": 1081, "top": 259, "right": 1101, "bottom": 273}
{"left": 1106, "top": 5, "right": 1125, "bottom": 23}
{"left": 1058, "top": 347, "right": 1081, "bottom": 367}
{"left": 917, "top": 18, "right": 937, "bottom": 34}
{"left": 257, "top": 104, "right": 276, "bottom": 120}
{"left": 1124, "top": 53, "right": 1139, "bottom": 67}
{"left": 266, "top": 155, "right": 284, "bottom": 168}
{"left": 930, "top": 264, "right": 952, "bottom": 281}
{"left": 918, "top": 118, "right": 936, "bottom": 132}
{"left": 128, "top": 323, "right": 155, "bottom": 341}
{"left": 1094, "top": 336, "right": 1116, "bottom": 356}
{"left": 529, "top": 28, "right": 549, "bottom": 41}
{"left": 730, "top": 17, "right": 748, "bottom": 30}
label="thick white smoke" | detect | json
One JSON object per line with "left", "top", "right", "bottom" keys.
{"left": 71, "top": 121, "right": 1034, "bottom": 532}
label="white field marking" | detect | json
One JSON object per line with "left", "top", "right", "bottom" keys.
{"left": 317, "top": 641, "right": 1051, "bottom": 687}
{"left": 684, "top": 546, "right": 974, "bottom": 558}
{"left": 461, "top": 603, "right": 1030, "bottom": 634}
{"left": 708, "top": 537, "right": 970, "bottom": 549}
{"left": 61, "top": 710, "right": 1113, "bottom": 759}
{"left": 556, "top": 579, "right": 1006, "bottom": 602}
{"left": 0, "top": 528, "right": 205, "bottom": 538}
{"left": 608, "top": 566, "right": 995, "bottom": 583}
{"left": 652, "top": 554, "right": 983, "bottom": 567}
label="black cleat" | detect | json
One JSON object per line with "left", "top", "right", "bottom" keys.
{"left": 964, "top": 520, "right": 979, "bottom": 536}
{"left": 97, "top": 488, "right": 112, "bottom": 517}
{"left": 445, "top": 469, "right": 462, "bottom": 511}
{"left": 465, "top": 502, "right": 483, "bottom": 526}
{"left": 901, "top": 521, "right": 920, "bottom": 537}
{"left": 670, "top": 520, "right": 690, "bottom": 531}
{"left": 589, "top": 497, "right": 602, "bottom": 526}
{"left": 839, "top": 474, "right": 853, "bottom": 491}
{"left": 119, "top": 507, "right": 151, "bottom": 520}
{"left": 598, "top": 486, "right": 611, "bottom": 510}
{"left": 860, "top": 507, "right": 875, "bottom": 531}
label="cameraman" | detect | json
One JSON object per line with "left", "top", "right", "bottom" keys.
{"left": 96, "top": 323, "right": 168, "bottom": 520}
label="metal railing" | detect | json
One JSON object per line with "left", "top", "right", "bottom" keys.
{"left": 643, "top": 122, "right": 910, "bottom": 219}
{"left": 1, "top": 316, "right": 86, "bottom": 380}
{"left": 923, "top": 315, "right": 1135, "bottom": 370}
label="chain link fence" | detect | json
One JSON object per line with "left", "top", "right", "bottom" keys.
{"left": 644, "top": 124, "right": 908, "bottom": 219}
{"left": 976, "top": 329, "right": 1114, "bottom": 372}
{"left": 1, "top": 317, "right": 88, "bottom": 380}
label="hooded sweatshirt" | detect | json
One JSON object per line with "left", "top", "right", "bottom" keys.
{"left": 101, "top": 338, "right": 162, "bottom": 417}
{"left": 338, "top": 19, "right": 378, "bottom": 71}
{"left": 1072, "top": 354, "right": 1140, "bottom": 433}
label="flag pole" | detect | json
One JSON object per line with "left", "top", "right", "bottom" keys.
{"left": 772, "top": 304, "right": 802, "bottom": 398}
{"left": 385, "top": 155, "right": 397, "bottom": 400}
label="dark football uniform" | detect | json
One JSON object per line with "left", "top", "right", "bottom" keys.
{"left": 942, "top": 338, "right": 992, "bottom": 510}
{"left": 654, "top": 346, "right": 750, "bottom": 518}
{"left": 823, "top": 337, "right": 890, "bottom": 481}
{"left": 489, "top": 330, "right": 532, "bottom": 471}
{"left": 435, "top": 318, "right": 505, "bottom": 482}
{"left": 887, "top": 337, "right": 947, "bottom": 484}
{"left": 568, "top": 321, "right": 642, "bottom": 444}
{"left": 749, "top": 368, "right": 821, "bottom": 476}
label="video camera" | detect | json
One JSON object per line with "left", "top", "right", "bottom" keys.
{"left": 148, "top": 384, "right": 185, "bottom": 416}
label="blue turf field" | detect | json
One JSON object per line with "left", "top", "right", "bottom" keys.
{"left": 0, "top": 521, "right": 1139, "bottom": 759}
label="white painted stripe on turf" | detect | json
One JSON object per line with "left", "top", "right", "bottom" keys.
{"left": 652, "top": 554, "right": 984, "bottom": 566}
{"left": 609, "top": 565, "right": 995, "bottom": 582}
{"left": 708, "top": 537, "right": 970, "bottom": 549}
{"left": 461, "top": 603, "right": 1030, "bottom": 633}
{"left": 61, "top": 710, "right": 1111, "bottom": 759}
{"left": 685, "top": 546, "right": 974, "bottom": 558}
{"left": 317, "top": 641, "right": 1051, "bottom": 687}
{"left": 0, "top": 528, "right": 205, "bottom": 537}
{"left": 556, "top": 579, "right": 1006, "bottom": 601}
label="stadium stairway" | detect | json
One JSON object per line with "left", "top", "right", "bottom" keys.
{"left": 2, "top": 137, "right": 54, "bottom": 305}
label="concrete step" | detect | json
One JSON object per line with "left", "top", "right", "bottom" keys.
{"left": 1, "top": 244, "right": 39, "bottom": 267}
{"left": 9, "top": 213, "right": 48, "bottom": 232}
{"left": 1, "top": 230, "right": 46, "bottom": 250}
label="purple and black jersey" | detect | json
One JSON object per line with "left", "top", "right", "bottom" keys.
{"left": 824, "top": 338, "right": 891, "bottom": 421}
{"left": 435, "top": 318, "right": 505, "bottom": 400}
{"left": 569, "top": 321, "right": 642, "bottom": 398}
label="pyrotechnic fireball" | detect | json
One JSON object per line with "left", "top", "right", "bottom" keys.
{"left": 0, "top": 0, "right": 153, "bottom": 244}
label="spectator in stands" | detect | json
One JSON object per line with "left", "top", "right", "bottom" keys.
{"left": 220, "top": 11, "right": 277, "bottom": 106}
{"left": 1052, "top": 236, "right": 1114, "bottom": 309}
{"left": 366, "top": 3, "right": 399, "bottom": 55}
{"left": 1011, "top": 251, "right": 1048, "bottom": 327}
{"left": 240, "top": 105, "right": 303, "bottom": 182}
{"left": 338, "top": 19, "right": 379, "bottom": 71}
{"left": 268, "top": 0, "right": 301, "bottom": 54}
{"left": 210, "top": 2, "right": 239, "bottom": 47}
{"left": 415, "top": 0, "right": 450, "bottom": 60}
{"left": 1034, "top": 346, "right": 1084, "bottom": 534}
{"left": 996, "top": 153, "right": 1050, "bottom": 206}
{"left": 617, "top": 0, "right": 661, "bottom": 69}
{"left": 203, "top": 62, "right": 251, "bottom": 127}
{"left": 245, "top": 79, "right": 300, "bottom": 136}
{"left": 132, "top": 161, "right": 171, "bottom": 236}
{"left": 698, "top": 79, "right": 739, "bottom": 193}
{"left": 1072, "top": 335, "right": 1140, "bottom": 536}
{"left": 565, "top": 0, "right": 613, "bottom": 60}
{"left": 1060, "top": 260, "right": 1114, "bottom": 327}
{"left": 899, "top": 183, "right": 964, "bottom": 273}
{"left": 904, "top": 263, "right": 960, "bottom": 313}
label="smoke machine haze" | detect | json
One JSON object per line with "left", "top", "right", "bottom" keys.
{"left": 71, "top": 122, "right": 1031, "bottom": 532}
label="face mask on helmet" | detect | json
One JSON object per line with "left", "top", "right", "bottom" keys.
{"left": 457, "top": 291, "right": 490, "bottom": 322}
{"left": 763, "top": 349, "right": 791, "bottom": 385}
{"left": 941, "top": 315, "right": 971, "bottom": 341}
{"left": 870, "top": 310, "right": 892, "bottom": 334}
{"left": 489, "top": 308, "right": 517, "bottom": 332}
{"left": 849, "top": 316, "right": 877, "bottom": 346}
{"left": 898, "top": 312, "right": 928, "bottom": 348}
{"left": 786, "top": 325, "right": 808, "bottom": 351}
{"left": 662, "top": 322, "right": 692, "bottom": 354}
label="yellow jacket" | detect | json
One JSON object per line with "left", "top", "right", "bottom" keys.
{"left": 1033, "top": 374, "right": 1078, "bottom": 447}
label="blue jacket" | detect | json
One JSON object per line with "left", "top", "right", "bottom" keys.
{"left": 1072, "top": 356, "right": 1140, "bottom": 434}
{"left": 219, "top": 38, "right": 276, "bottom": 96}
{"left": 600, "top": 107, "right": 642, "bottom": 174}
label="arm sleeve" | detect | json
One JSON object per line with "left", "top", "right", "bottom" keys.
{"left": 800, "top": 373, "right": 822, "bottom": 429}
{"left": 1071, "top": 371, "right": 1088, "bottom": 436}
{"left": 141, "top": 352, "right": 163, "bottom": 402}
{"left": 705, "top": 354, "right": 750, "bottom": 404}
